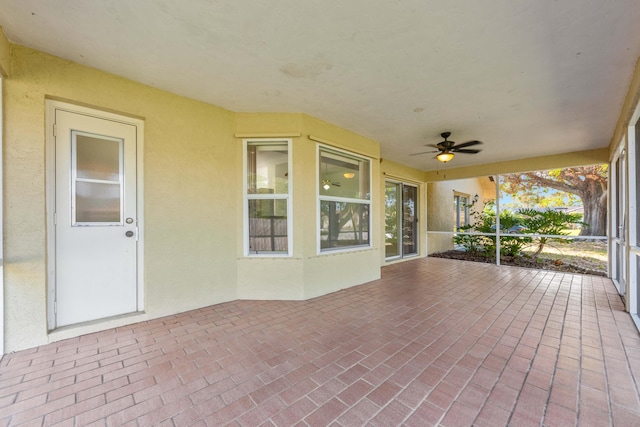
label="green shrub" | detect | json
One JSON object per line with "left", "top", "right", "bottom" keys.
{"left": 454, "top": 200, "right": 531, "bottom": 257}
{"left": 517, "top": 208, "right": 584, "bottom": 261}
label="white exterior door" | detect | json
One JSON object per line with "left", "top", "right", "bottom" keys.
{"left": 52, "top": 107, "right": 140, "bottom": 327}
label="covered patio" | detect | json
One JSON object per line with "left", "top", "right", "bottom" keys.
{"left": 1, "top": 258, "right": 638, "bottom": 426}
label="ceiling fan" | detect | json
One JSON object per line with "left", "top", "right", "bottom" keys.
{"left": 321, "top": 161, "right": 345, "bottom": 190}
{"left": 322, "top": 178, "right": 341, "bottom": 190}
{"left": 411, "top": 131, "right": 482, "bottom": 163}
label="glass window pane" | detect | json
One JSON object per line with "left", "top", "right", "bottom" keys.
{"left": 403, "top": 185, "right": 418, "bottom": 255}
{"left": 320, "top": 201, "right": 370, "bottom": 249}
{"left": 248, "top": 199, "right": 288, "bottom": 253}
{"left": 636, "top": 117, "right": 640, "bottom": 243}
{"left": 385, "top": 183, "right": 400, "bottom": 258}
{"left": 454, "top": 195, "right": 469, "bottom": 231}
{"left": 247, "top": 143, "right": 288, "bottom": 194}
{"left": 319, "top": 149, "right": 370, "bottom": 199}
{"left": 460, "top": 197, "right": 468, "bottom": 228}
{"left": 76, "top": 181, "right": 121, "bottom": 223}
{"left": 76, "top": 134, "right": 121, "bottom": 181}
{"left": 616, "top": 156, "right": 623, "bottom": 239}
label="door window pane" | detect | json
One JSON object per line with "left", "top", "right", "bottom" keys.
{"left": 76, "top": 135, "right": 121, "bottom": 181}
{"left": 76, "top": 181, "right": 121, "bottom": 223}
{"left": 403, "top": 185, "right": 418, "bottom": 255}
{"left": 72, "top": 131, "right": 123, "bottom": 225}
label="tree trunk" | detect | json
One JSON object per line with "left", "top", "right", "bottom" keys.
{"left": 580, "top": 192, "right": 607, "bottom": 236}
{"left": 532, "top": 238, "right": 546, "bottom": 261}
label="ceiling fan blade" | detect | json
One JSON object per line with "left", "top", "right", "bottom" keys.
{"left": 424, "top": 144, "right": 441, "bottom": 149}
{"left": 453, "top": 148, "right": 481, "bottom": 154}
{"left": 454, "top": 140, "right": 482, "bottom": 149}
{"left": 409, "top": 150, "right": 438, "bottom": 156}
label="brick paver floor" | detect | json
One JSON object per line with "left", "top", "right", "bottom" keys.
{"left": 1, "top": 257, "right": 640, "bottom": 426}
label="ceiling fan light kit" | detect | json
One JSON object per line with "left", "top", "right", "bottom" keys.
{"left": 436, "top": 151, "right": 455, "bottom": 163}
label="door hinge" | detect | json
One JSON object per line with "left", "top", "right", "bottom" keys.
{"left": 53, "top": 124, "right": 57, "bottom": 137}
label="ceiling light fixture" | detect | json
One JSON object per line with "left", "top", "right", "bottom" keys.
{"left": 322, "top": 179, "right": 331, "bottom": 190}
{"left": 436, "top": 151, "right": 454, "bottom": 163}
{"left": 343, "top": 172, "right": 355, "bottom": 179}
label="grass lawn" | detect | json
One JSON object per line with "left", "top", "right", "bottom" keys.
{"left": 521, "top": 238, "right": 607, "bottom": 274}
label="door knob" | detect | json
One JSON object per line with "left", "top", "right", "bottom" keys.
{"left": 125, "top": 231, "right": 134, "bottom": 237}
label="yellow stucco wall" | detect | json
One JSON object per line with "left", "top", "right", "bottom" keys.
{"left": 4, "top": 40, "right": 426, "bottom": 351}
{"left": 4, "top": 45, "right": 241, "bottom": 351}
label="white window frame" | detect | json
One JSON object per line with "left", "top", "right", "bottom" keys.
{"left": 317, "top": 144, "right": 372, "bottom": 254}
{"left": 243, "top": 138, "right": 293, "bottom": 257}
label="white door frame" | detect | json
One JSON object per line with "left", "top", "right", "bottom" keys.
{"left": 45, "top": 100, "right": 145, "bottom": 330}
{"left": 610, "top": 143, "right": 627, "bottom": 296}
{"left": 384, "top": 179, "right": 403, "bottom": 260}
{"left": 0, "top": 77, "right": 4, "bottom": 354}
{"left": 627, "top": 106, "right": 640, "bottom": 326}
{"left": 384, "top": 179, "right": 420, "bottom": 261}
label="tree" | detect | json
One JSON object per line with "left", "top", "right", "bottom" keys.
{"left": 500, "top": 165, "right": 607, "bottom": 236}
{"left": 518, "top": 208, "right": 584, "bottom": 260}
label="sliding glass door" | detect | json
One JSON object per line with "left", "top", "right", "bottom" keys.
{"left": 385, "top": 181, "right": 418, "bottom": 260}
